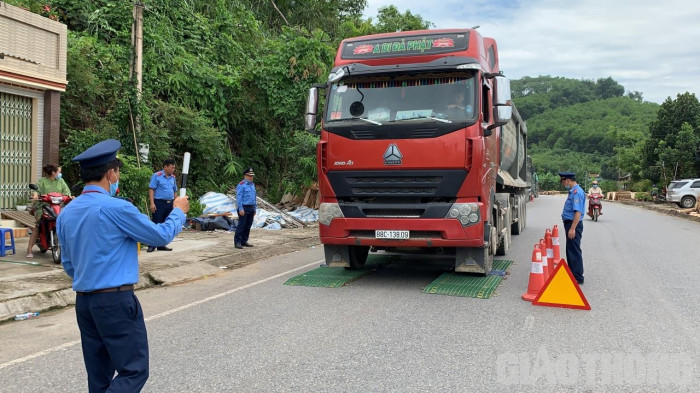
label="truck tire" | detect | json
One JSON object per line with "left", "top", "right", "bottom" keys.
{"left": 497, "top": 209, "right": 511, "bottom": 256}
{"left": 511, "top": 196, "right": 523, "bottom": 235}
{"left": 347, "top": 245, "right": 370, "bottom": 269}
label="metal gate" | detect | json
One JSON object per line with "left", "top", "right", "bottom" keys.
{"left": 0, "top": 92, "right": 33, "bottom": 210}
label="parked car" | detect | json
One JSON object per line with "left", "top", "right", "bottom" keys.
{"left": 666, "top": 178, "right": 700, "bottom": 208}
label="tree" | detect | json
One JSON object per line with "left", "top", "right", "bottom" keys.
{"left": 374, "top": 5, "right": 433, "bottom": 33}
{"left": 641, "top": 92, "right": 700, "bottom": 180}
{"left": 655, "top": 123, "right": 700, "bottom": 180}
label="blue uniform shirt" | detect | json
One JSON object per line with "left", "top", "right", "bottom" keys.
{"left": 562, "top": 184, "right": 586, "bottom": 221}
{"left": 57, "top": 185, "right": 186, "bottom": 292}
{"left": 149, "top": 171, "right": 177, "bottom": 200}
{"left": 235, "top": 179, "right": 257, "bottom": 210}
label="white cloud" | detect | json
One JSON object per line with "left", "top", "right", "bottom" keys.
{"left": 364, "top": 0, "right": 700, "bottom": 103}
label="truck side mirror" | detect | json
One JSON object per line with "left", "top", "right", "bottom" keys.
{"left": 487, "top": 75, "right": 512, "bottom": 133}
{"left": 305, "top": 87, "right": 319, "bottom": 134}
{"left": 493, "top": 75, "right": 511, "bottom": 105}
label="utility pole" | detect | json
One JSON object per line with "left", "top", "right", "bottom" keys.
{"left": 129, "top": 1, "right": 145, "bottom": 167}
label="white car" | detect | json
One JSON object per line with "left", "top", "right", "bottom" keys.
{"left": 666, "top": 178, "right": 700, "bottom": 208}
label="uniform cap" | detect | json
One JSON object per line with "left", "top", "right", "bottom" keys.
{"left": 243, "top": 167, "right": 255, "bottom": 176}
{"left": 557, "top": 172, "right": 576, "bottom": 180}
{"left": 72, "top": 139, "right": 121, "bottom": 167}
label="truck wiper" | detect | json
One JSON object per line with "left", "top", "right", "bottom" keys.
{"left": 391, "top": 116, "right": 452, "bottom": 124}
{"left": 355, "top": 117, "right": 382, "bottom": 125}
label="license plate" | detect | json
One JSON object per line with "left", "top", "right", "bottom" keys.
{"left": 375, "top": 230, "right": 409, "bottom": 239}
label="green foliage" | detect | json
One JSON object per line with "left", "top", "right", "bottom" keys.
{"left": 635, "top": 192, "right": 652, "bottom": 201}
{"left": 186, "top": 189, "right": 204, "bottom": 218}
{"left": 641, "top": 92, "right": 700, "bottom": 181}
{"left": 537, "top": 172, "right": 562, "bottom": 191}
{"left": 599, "top": 179, "right": 618, "bottom": 193}
{"left": 117, "top": 156, "right": 153, "bottom": 214}
{"left": 629, "top": 179, "right": 652, "bottom": 192}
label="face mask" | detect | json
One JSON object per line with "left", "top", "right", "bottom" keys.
{"left": 56, "top": 173, "right": 63, "bottom": 180}
{"left": 593, "top": 185, "right": 598, "bottom": 188}
{"left": 109, "top": 171, "right": 119, "bottom": 196}
{"left": 565, "top": 185, "right": 571, "bottom": 190}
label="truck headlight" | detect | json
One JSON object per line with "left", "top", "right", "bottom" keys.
{"left": 319, "top": 203, "right": 344, "bottom": 226}
{"left": 446, "top": 203, "right": 480, "bottom": 227}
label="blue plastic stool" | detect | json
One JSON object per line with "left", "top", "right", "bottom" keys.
{"left": 0, "top": 228, "right": 16, "bottom": 257}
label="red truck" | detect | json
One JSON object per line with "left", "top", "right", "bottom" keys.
{"left": 305, "top": 29, "right": 529, "bottom": 274}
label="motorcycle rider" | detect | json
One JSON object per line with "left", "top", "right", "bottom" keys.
{"left": 26, "top": 164, "right": 71, "bottom": 258}
{"left": 587, "top": 180, "right": 603, "bottom": 217}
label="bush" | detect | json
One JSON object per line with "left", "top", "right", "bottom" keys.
{"left": 635, "top": 192, "right": 652, "bottom": 201}
{"left": 630, "top": 179, "right": 652, "bottom": 192}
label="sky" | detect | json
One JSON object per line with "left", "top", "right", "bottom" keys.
{"left": 363, "top": 0, "right": 700, "bottom": 104}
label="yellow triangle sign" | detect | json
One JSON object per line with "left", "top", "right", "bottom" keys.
{"left": 532, "top": 260, "right": 590, "bottom": 310}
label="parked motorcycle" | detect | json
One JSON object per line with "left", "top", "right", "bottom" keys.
{"left": 29, "top": 184, "right": 71, "bottom": 263}
{"left": 588, "top": 195, "right": 602, "bottom": 222}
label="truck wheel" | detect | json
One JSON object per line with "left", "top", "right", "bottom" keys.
{"left": 680, "top": 196, "right": 696, "bottom": 209}
{"left": 511, "top": 196, "right": 523, "bottom": 235}
{"left": 497, "top": 210, "right": 511, "bottom": 256}
{"left": 347, "top": 246, "right": 370, "bottom": 269}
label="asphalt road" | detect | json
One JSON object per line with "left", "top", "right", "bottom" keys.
{"left": 1, "top": 195, "right": 699, "bottom": 392}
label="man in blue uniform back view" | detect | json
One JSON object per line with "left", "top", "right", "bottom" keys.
{"left": 234, "top": 167, "right": 257, "bottom": 249}
{"left": 57, "top": 139, "right": 189, "bottom": 392}
{"left": 558, "top": 171, "right": 585, "bottom": 284}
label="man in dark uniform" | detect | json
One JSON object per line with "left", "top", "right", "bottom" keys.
{"left": 147, "top": 158, "right": 178, "bottom": 252}
{"left": 234, "top": 167, "right": 257, "bottom": 249}
{"left": 558, "top": 171, "right": 585, "bottom": 284}
{"left": 57, "top": 140, "right": 189, "bottom": 392}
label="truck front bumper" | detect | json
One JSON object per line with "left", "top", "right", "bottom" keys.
{"left": 319, "top": 218, "right": 485, "bottom": 248}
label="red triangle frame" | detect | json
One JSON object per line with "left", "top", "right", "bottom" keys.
{"left": 532, "top": 259, "right": 591, "bottom": 310}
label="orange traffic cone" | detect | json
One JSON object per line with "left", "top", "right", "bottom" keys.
{"left": 539, "top": 239, "right": 550, "bottom": 282}
{"left": 545, "top": 229, "right": 554, "bottom": 276}
{"left": 552, "top": 225, "right": 561, "bottom": 266}
{"left": 522, "top": 244, "right": 545, "bottom": 301}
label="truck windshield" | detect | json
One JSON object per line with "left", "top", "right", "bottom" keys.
{"left": 325, "top": 73, "right": 476, "bottom": 125}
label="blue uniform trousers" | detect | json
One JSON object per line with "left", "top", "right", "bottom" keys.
{"left": 75, "top": 290, "right": 149, "bottom": 393}
{"left": 234, "top": 205, "right": 256, "bottom": 245}
{"left": 563, "top": 219, "right": 584, "bottom": 283}
{"left": 151, "top": 199, "right": 173, "bottom": 224}
{"left": 149, "top": 199, "right": 173, "bottom": 248}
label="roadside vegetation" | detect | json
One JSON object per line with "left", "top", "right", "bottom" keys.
{"left": 7, "top": 1, "right": 700, "bottom": 210}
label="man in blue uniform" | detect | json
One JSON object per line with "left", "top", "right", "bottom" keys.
{"left": 558, "top": 171, "right": 585, "bottom": 284}
{"left": 147, "top": 158, "right": 178, "bottom": 252}
{"left": 57, "top": 140, "right": 189, "bottom": 393}
{"left": 234, "top": 167, "right": 257, "bottom": 249}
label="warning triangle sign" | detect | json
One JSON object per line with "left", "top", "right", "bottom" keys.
{"left": 532, "top": 260, "right": 590, "bottom": 310}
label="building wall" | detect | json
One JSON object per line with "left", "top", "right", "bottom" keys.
{"left": 0, "top": 2, "right": 66, "bottom": 208}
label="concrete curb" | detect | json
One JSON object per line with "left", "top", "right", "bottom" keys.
{"left": 0, "top": 229, "right": 320, "bottom": 322}
{"left": 610, "top": 199, "right": 700, "bottom": 223}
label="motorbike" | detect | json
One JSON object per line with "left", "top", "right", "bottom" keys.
{"left": 29, "top": 184, "right": 71, "bottom": 263}
{"left": 588, "top": 195, "right": 602, "bottom": 222}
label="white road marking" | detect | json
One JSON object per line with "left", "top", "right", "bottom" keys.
{"left": 0, "top": 260, "right": 323, "bottom": 370}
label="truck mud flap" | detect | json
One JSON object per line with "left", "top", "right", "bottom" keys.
{"left": 455, "top": 246, "right": 493, "bottom": 274}
{"left": 324, "top": 244, "right": 351, "bottom": 268}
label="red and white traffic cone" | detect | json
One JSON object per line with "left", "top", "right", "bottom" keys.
{"left": 522, "top": 244, "right": 545, "bottom": 302}
{"left": 545, "top": 229, "right": 554, "bottom": 276}
{"left": 552, "top": 225, "right": 562, "bottom": 267}
{"left": 539, "top": 239, "right": 550, "bottom": 282}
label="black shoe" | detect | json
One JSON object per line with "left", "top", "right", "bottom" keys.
{"left": 576, "top": 280, "right": 584, "bottom": 285}
{"left": 157, "top": 246, "right": 173, "bottom": 251}
{"left": 235, "top": 243, "right": 243, "bottom": 249}
{"left": 147, "top": 246, "right": 156, "bottom": 253}
{"left": 242, "top": 242, "right": 254, "bottom": 247}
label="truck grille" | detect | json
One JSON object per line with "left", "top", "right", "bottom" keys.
{"left": 328, "top": 170, "right": 467, "bottom": 200}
